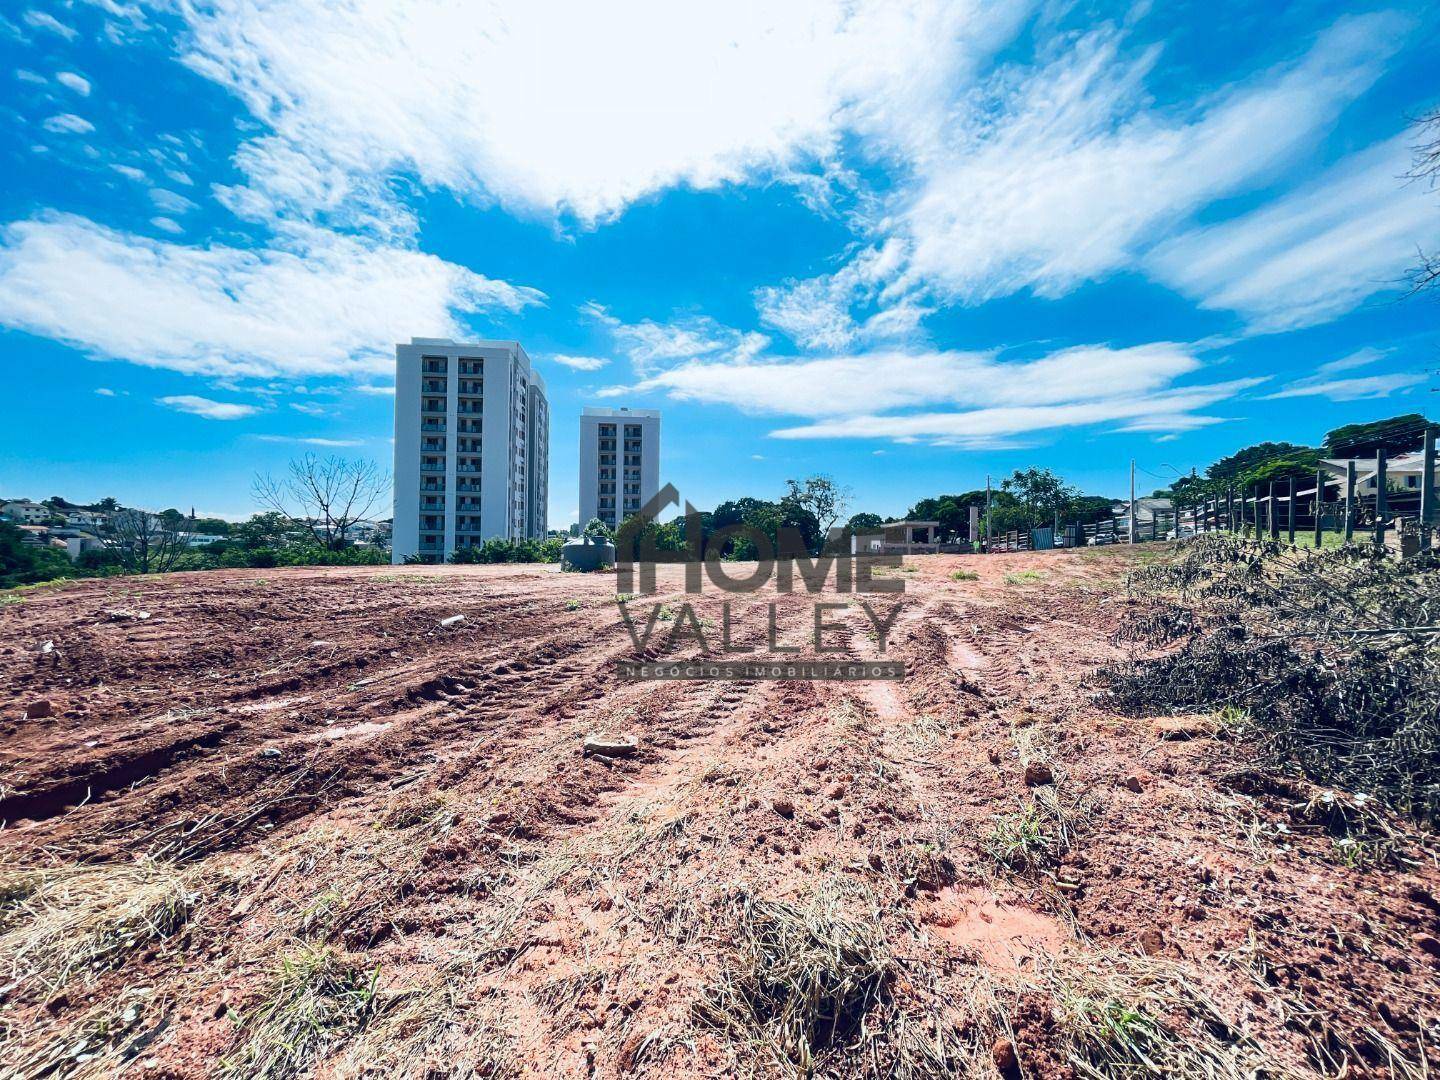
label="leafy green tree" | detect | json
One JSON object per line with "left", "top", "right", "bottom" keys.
{"left": 1001, "top": 468, "right": 1078, "bottom": 531}
{"left": 1324, "top": 414, "right": 1436, "bottom": 458}
{"left": 582, "top": 517, "right": 613, "bottom": 540}
{"left": 846, "top": 512, "right": 884, "bottom": 532}
{"left": 0, "top": 522, "right": 73, "bottom": 587}
{"left": 783, "top": 474, "right": 851, "bottom": 540}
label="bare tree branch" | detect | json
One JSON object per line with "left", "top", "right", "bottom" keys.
{"left": 106, "top": 508, "right": 188, "bottom": 574}
{"left": 252, "top": 455, "right": 391, "bottom": 551}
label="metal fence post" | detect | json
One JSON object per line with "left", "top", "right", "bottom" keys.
{"left": 1287, "top": 476, "right": 1296, "bottom": 544}
{"left": 1374, "top": 450, "right": 1388, "bottom": 547}
{"left": 1344, "top": 461, "right": 1355, "bottom": 543}
{"left": 1268, "top": 481, "right": 1278, "bottom": 539}
{"left": 1313, "top": 467, "right": 1323, "bottom": 549}
{"left": 1421, "top": 427, "right": 1436, "bottom": 552}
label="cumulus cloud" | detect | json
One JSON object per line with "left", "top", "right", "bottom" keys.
{"left": 157, "top": 394, "right": 259, "bottom": 419}
{"left": 353, "top": 384, "right": 395, "bottom": 396}
{"left": 1148, "top": 135, "right": 1440, "bottom": 331}
{"left": 582, "top": 301, "right": 768, "bottom": 375}
{"left": 149, "top": 216, "right": 183, "bottom": 234}
{"left": 110, "top": 163, "right": 146, "bottom": 181}
{"left": 0, "top": 212, "right": 544, "bottom": 379}
{"left": 174, "top": 0, "right": 1019, "bottom": 230}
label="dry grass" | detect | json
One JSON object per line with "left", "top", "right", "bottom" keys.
{"left": 695, "top": 879, "right": 969, "bottom": 1078}
{"left": 219, "top": 944, "right": 379, "bottom": 1080}
{"left": 0, "top": 858, "right": 197, "bottom": 995}
{"left": 1040, "top": 952, "right": 1295, "bottom": 1079}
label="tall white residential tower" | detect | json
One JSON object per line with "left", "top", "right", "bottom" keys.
{"left": 392, "top": 338, "right": 548, "bottom": 563}
{"left": 578, "top": 407, "right": 661, "bottom": 531}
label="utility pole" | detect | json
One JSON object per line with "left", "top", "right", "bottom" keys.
{"left": 1129, "top": 460, "right": 1137, "bottom": 545}
{"left": 1421, "top": 427, "right": 1436, "bottom": 552}
{"left": 984, "top": 475, "right": 992, "bottom": 550}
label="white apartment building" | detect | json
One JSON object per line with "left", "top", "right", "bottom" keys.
{"left": 391, "top": 338, "right": 548, "bottom": 563}
{"left": 578, "top": 407, "right": 660, "bottom": 531}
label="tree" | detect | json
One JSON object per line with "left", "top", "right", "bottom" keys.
{"left": 0, "top": 522, "right": 73, "bottom": 587}
{"left": 107, "top": 508, "right": 187, "bottom": 574}
{"left": 582, "top": 517, "right": 614, "bottom": 540}
{"left": 1206, "top": 442, "right": 1314, "bottom": 482}
{"left": 846, "top": 512, "right": 884, "bottom": 533}
{"left": 95, "top": 497, "right": 120, "bottom": 513}
{"left": 233, "top": 511, "right": 305, "bottom": 549}
{"left": 1001, "top": 468, "right": 1077, "bottom": 531}
{"left": 783, "top": 475, "right": 851, "bottom": 541}
{"left": 253, "top": 455, "right": 390, "bottom": 551}
{"left": 1324, "top": 414, "right": 1436, "bottom": 458}
{"left": 1406, "top": 105, "right": 1440, "bottom": 295}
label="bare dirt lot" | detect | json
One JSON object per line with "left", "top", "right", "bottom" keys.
{"left": 0, "top": 548, "right": 1436, "bottom": 1078}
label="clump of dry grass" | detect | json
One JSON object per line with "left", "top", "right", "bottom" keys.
{"left": 695, "top": 880, "right": 968, "bottom": 1077}
{"left": 1041, "top": 953, "right": 1284, "bottom": 1079}
{"left": 0, "top": 858, "right": 197, "bottom": 995}
{"left": 982, "top": 784, "right": 1089, "bottom": 874}
{"left": 220, "top": 945, "right": 379, "bottom": 1080}
{"left": 335, "top": 974, "right": 518, "bottom": 1080}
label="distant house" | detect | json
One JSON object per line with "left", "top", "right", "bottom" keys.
{"left": 64, "top": 510, "right": 108, "bottom": 528}
{"left": 1110, "top": 497, "right": 1174, "bottom": 535}
{"left": 184, "top": 533, "right": 230, "bottom": 548}
{"left": 1321, "top": 454, "right": 1439, "bottom": 494}
{"left": 850, "top": 520, "right": 943, "bottom": 554}
{"left": 2, "top": 500, "right": 50, "bottom": 525}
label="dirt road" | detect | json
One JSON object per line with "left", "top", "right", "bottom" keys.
{"left": 0, "top": 550, "right": 1435, "bottom": 1077}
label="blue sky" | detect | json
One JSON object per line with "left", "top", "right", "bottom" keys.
{"left": 0, "top": 0, "right": 1436, "bottom": 523}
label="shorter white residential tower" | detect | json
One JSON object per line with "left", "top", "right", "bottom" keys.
{"left": 578, "top": 407, "right": 660, "bottom": 531}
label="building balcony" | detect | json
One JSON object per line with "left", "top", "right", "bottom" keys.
{"left": 421, "top": 420, "right": 445, "bottom": 432}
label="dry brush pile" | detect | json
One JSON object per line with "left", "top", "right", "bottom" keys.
{"left": 1100, "top": 534, "right": 1440, "bottom": 824}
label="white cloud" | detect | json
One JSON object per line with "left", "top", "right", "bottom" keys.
{"left": 0, "top": 212, "right": 544, "bottom": 379}
{"left": 1249, "top": 347, "right": 1426, "bottom": 403}
{"left": 550, "top": 354, "right": 610, "bottom": 372}
{"left": 157, "top": 394, "right": 260, "bottom": 420}
{"left": 24, "top": 10, "right": 77, "bottom": 39}
{"left": 16, "top": 69, "right": 47, "bottom": 85}
{"left": 353, "top": 383, "right": 395, "bottom": 396}
{"left": 174, "top": 0, "right": 1019, "bottom": 229}
{"left": 149, "top": 188, "right": 198, "bottom": 214}
{"left": 754, "top": 239, "right": 920, "bottom": 350}
{"left": 747, "top": 12, "right": 1408, "bottom": 335}
{"left": 43, "top": 114, "right": 95, "bottom": 135}
{"left": 623, "top": 341, "right": 1205, "bottom": 418}
{"left": 110, "top": 163, "right": 146, "bottom": 181}
{"left": 583, "top": 301, "right": 768, "bottom": 375}
{"left": 56, "top": 71, "right": 91, "bottom": 95}
{"left": 289, "top": 401, "right": 329, "bottom": 416}
{"left": 768, "top": 378, "right": 1261, "bottom": 446}
{"left": 1149, "top": 135, "right": 1440, "bottom": 331}
{"left": 603, "top": 334, "right": 1257, "bottom": 445}
{"left": 149, "top": 216, "right": 183, "bottom": 234}
{"left": 255, "top": 434, "right": 363, "bottom": 446}
{"left": 94, "top": 386, "right": 115, "bottom": 396}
